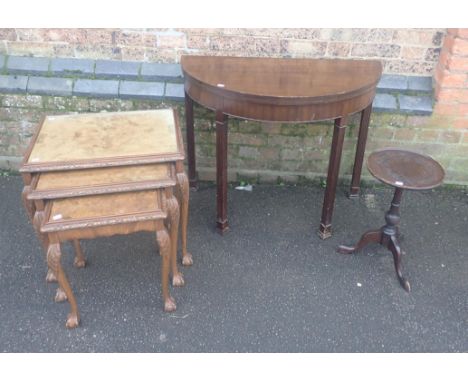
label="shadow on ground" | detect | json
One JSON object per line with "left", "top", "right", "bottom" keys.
{"left": 0, "top": 176, "right": 467, "bottom": 352}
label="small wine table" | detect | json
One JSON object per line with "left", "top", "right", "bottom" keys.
{"left": 337, "top": 148, "right": 445, "bottom": 291}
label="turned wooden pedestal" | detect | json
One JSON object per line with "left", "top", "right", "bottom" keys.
{"left": 338, "top": 148, "right": 445, "bottom": 292}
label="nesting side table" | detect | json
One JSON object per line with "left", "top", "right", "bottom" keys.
{"left": 39, "top": 189, "right": 175, "bottom": 328}
{"left": 20, "top": 109, "right": 192, "bottom": 327}
{"left": 20, "top": 109, "right": 192, "bottom": 269}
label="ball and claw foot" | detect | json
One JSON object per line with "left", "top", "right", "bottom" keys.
{"left": 172, "top": 272, "right": 185, "bottom": 287}
{"left": 182, "top": 252, "right": 193, "bottom": 266}
{"left": 46, "top": 269, "right": 57, "bottom": 283}
{"left": 73, "top": 257, "right": 86, "bottom": 268}
{"left": 55, "top": 287, "right": 67, "bottom": 303}
{"left": 164, "top": 296, "right": 177, "bottom": 312}
{"left": 66, "top": 314, "right": 79, "bottom": 329}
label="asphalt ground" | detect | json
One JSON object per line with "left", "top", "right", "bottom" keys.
{"left": 0, "top": 175, "right": 467, "bottom": 352}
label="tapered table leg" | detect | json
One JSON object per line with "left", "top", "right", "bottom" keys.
{"left": 319, "top": 117, "right": 347, "bottom": 239}
{"left": 185, "top": 92, "right": 197, "bottom": 189}
{"left": 215, "top": 110, "right": 229, "bottom": 234}
{"left": 349, "top": 103, "right": 372, "bottom": 198}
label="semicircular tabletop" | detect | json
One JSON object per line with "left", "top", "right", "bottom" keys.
{"left": 181, "top": 55, "right": 382, "bottom": 122}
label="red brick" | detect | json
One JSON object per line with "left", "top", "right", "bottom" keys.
{"left": 452, "top": 118, "right": 468, "bottom": 129}
{"left": 447, "top": 29, "right": 459, "bottom": 37}
{"left": 434, "top": 69, "right": 467, "bottom": 88}
{"left": 433, "top": 103, "right": 459, "bottom": 116}
{"left": 448, "top": 29, "right": 468, "bottom": 39}
{"left": 446, "top": 56, "right": 468, "bottom": 71}
{"left": 437, "top": 48, "right": 450, "bottom": 69}
{"left": 451, "top": 37, "right": 468, "bottom": 56}
{"left": 459, "top": 104, "right": 468, "bottom": 116}
{"left": 437, "top": 88, "right": 468, "bottom": 102}
{"left": 443, "top": 34, "right": 455, "bottom": 54}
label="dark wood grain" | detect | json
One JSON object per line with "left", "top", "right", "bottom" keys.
{"left": 367, "top": 148, "right": 445, "bottom": 190}
{"left": 182, "top": 55, "right": 382, "bottom": 237}
{"left": 338, "top": 149, "right": 445, "bottom": 292}
{"left": 182, "top": 55, "right": 382, "bottom": 122}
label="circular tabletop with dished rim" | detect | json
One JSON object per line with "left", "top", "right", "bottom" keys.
{"left": 367, "top": 148, "right": 445, "bottom": 190}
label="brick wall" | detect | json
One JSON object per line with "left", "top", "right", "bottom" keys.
{"left": 2, "top": 28, "right": 468, "bottom": 186}
{"left": 1, "top": 93, "right": 468, "bottom": 185}
{"left": 431, "top": 28, "right": 468, "bottom": 181}
{"left": 0, "top": 28, "right": 444, "bottom": 75}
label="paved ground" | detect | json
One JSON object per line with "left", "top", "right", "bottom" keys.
{"left": 0, "top": 175, "right": 467, "bottom": 352}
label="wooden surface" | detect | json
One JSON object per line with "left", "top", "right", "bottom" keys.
{"left": 29, "top": 163, "right": 175, "bottom": 199}
{"left": 182, "top": 55, "right": 382, "bottom": 237}
{"left": 21, "top": 109, "right": 185, "bottom": 172}
{"left": 182, "top": 55, "right": 382, "bottom": 122}
{"left": 367, "top": 148, "right": 445, "bottom": 190}
{"left": 42, "top": 190, "right": 166, "bottom": 232}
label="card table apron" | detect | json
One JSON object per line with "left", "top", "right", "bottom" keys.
{"left": 181, "top": 56, "right": 382, "bottom": 238}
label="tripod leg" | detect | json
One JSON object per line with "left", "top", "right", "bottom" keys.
{"left": 337, "top": 228, "right": 382, "bottom": 254}
{"left": 387, "top": 235, "right": 411, "bottom": 292}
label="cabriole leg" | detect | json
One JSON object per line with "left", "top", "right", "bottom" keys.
{"left": 156, "top": 227, "right": 176, "bottom": 312}
{"left": 166, "top": 193, "right": 184, "bottom": 287}
{"left": 47, "top": 242, "right": 79, "bottom": 329}
{"left": 176, "top": 168, "right": 193, "bottom": 266}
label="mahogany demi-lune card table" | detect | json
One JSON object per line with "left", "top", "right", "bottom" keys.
{"left": 181, "top": 55, "right": 382, "bottom": 238}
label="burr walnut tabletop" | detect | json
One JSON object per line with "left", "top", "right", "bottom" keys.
{"left": 29, "top": 163, "right": 174, "bottom": 199}
{"left": 181, "top": 55, "right": 382, "bottom": 238}
{"left": 21, "top": 109, "right": 184, "bottom": 172}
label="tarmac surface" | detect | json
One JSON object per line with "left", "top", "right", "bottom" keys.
{"left": 0, "top": 175, "right": 467, "bottom": 352}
